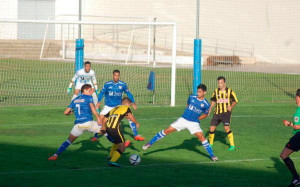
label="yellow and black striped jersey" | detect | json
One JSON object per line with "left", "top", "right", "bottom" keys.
{"left": 211, "top": 87, "right": 238, "bottom": 114}
{"left": 104, "top": 105, "right": 132, "bottom": 129}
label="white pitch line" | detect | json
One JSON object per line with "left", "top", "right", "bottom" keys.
{"left": 1, "top": 157, "right": 300, "bottom": 175}
{"left": 0, "top": 115, "right": 293, "bottom": 127}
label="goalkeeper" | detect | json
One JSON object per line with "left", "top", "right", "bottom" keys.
{"left": 67, "top": 61, "right": 99, "bottom": 112}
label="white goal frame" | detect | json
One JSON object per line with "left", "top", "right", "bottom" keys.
{"left": 0, "top": 19, "right": 177, "bottom": 107}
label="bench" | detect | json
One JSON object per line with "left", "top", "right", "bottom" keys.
{"left": 207, "top": 56, "right": 240, "bottom": 66}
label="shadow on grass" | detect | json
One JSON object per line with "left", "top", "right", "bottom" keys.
{"left": 0, "top": 143, "right": 292, "bottom": 187}
{"left": 205, "top": 129, "right": 230, "bottom": 147}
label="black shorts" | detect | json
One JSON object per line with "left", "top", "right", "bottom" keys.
{"left": 106, "top": 128, "right": 125, "bottom": 144}
{"left": 210, "top": 112, "right": 232, "bottom": 126}
{"left": 286, "top": 132, "right": 300, "bottom": 152}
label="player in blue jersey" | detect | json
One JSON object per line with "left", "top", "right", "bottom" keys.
{"left": 142, "top": 84, "right": 218, "bottom": 161}
{"left": 91, "top": 70, "right": 144, "bottom": 145}
{"left": 48, "top": 84, "right": 102, "bottom": 161}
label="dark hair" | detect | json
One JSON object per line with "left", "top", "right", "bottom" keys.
{"left": 122, "top": 97, "right": 132, "bottom": 104}
{"left": 84, "top": 61, "right": 91, "bottom": 66}
{"left": 297, "top": 89, "right": 300, "bottom": 97}
{"left": 217, "top": 76, "right": 226, "bottom": 82}
{"left": 197, "top": 84, "right": 207, "bottom": 91}
{"left": 113, "top": 70, "right": 120, "bottom": 74}
{"left": 81, "top": 84, "right": 92, "bottom": 93}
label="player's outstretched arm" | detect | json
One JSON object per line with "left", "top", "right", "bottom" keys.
{"left": 282, "top": 120, "right": 300, "bottom": 131}
{"left": 208, "top": 101, "right": 216, "bottom": 116}
{"left": 64, "top": 108, "right": 72, "bottom": 116}
{"left": 90, "top": 103, "right": 101, "bottom": 124}
{"left": 127, "top": 113, "right": 140, "bottom": 128}
{"left": 228, "top": 102, "right": 237, "bottom": 112}
{"left": 199, "top": 114, "right": 208, "bottom": 120}
{"left": 68, "top": 73, "right": 78, "bottom": 95}
{"left": 97, "top": 85, "right": 106, "bottom": 103}
{"left": 67, "top": 82, "right": 74, "bottom": 95}
{"left": 132, "top": 103, "right": 137, "bottom": 110}
{"left": 124, "top": 84, "right": 137, "bottom": 110}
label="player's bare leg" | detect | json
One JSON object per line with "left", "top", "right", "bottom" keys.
{"left": 91, "top": 114, "right": 105, "bottom": 142}
{"left": 194, "top": 132, "right": 218, "bottom": 161}
{"left": 48, "top": 134, "right": 77, "bottom": 161}
{"left": 142, "top": 126, "right": 176, "bottom": 150}
{"left": 224, "top": 125, "right": 235, "bottom": 150}
{"left": 280, "top": 147, "right": 300, "bottom": 186}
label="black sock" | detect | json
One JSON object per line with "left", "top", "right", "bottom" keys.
{"left": 283, "top": 157, "right": 299, "bottom": 179}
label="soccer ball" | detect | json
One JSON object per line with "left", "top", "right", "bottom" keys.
{"left": 129, "top": 154, "right": 141, "bottom": 166}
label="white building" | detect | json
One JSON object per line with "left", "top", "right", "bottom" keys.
{"left": 0, "top": 0, "right": 299, "bottom": 64}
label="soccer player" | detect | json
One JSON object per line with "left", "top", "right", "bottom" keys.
{"left": 104, "top": 97, "right": 141, "bottom": 167}
{"left": 142, "top": 84, "right": 218, "bottom": 162}
{"left": 67, "top": 61, "right": 99, "bottom": 109}
{"left": 48, "top": 84, "right": 102, "bottom": 161}
{"left": 280, "top": 89, "right": 300, "bottom": 187}
{"left": 91, "top": 70, "right": 144, "bottom": 145}
{"left": 208, "top": 76, "right": 238, "bottom": 151}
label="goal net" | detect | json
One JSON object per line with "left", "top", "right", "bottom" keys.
{"left": 0, "top": 19, "right": 194, "bottom": 107}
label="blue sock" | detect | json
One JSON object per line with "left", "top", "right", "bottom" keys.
{"left": 149, "top": 130, "right": 166, "bottom": 145}
{"left": 94, "top": 133, "right": 99, "bottom": 138}
{"left": 56, "top": 139, "right": 71, "bottom": 155}
{"left": 129, "top": 120, "right": 138, "bottom": 137}
{"left": 202, "top": 140, "right": 214, "bottom": 157}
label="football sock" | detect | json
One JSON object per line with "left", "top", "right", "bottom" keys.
{"left": 110, "top": 149, "right": 122, "bottom": 162}
{"left": 109, "top": 144, "right": 119, "bottom": 158}
{"left": 149, "top": 130, "right": 166, "bottom": 145}
{"left": 129, "top": 120, "right": 138, "bottom": 137}
{"left": 93, "top": 133, "right": 99, "bottom": 138}
{"left": 56, "top": 139, "right": 71, "bottom": 155}
{"left": 92, "top": 93, "right": 98, "bottom": 106}
{"left": 202, "top": 140, "right": 214, "bottom": 157}
{"left": 227, "top": 130, "right": 235, "bottom": 146}
{"left": 208, "top": 131, "right": 215, "bottom": 145}
{"left": 71, "top": 94, "right": 78, "bottom": 101}
{"left": 284, "top": 157, "right": 300, "bottom": 179}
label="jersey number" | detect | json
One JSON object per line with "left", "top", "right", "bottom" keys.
{"left": 76, "top": 104, "right": 81, "bottom": 115}
{"left": 106, "top": 107, "right": 120, "bottom": 129}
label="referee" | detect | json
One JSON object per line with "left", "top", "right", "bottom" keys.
{"left": 280, "top": 89, "right": 300, "bottom": 187}
{"left": 208, "top": 76, "right": 238, "bottom": 151}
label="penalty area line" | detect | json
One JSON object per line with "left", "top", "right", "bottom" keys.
{"left": 1, "top": 157, "right": 300, "bottom": 175}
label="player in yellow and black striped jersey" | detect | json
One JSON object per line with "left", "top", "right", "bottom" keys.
{"left": 103, "top": 97, "right": 140, "bottom": 167}
{"left": 208, "top": 76, "right": 238, "bottom": 151}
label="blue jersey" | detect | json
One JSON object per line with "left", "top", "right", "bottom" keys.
{"left": 68, "top": 94, "right": 94, "bottom": 124}
{"left": 181, "top": 96, "right": 210, "bottom": 122}
{"left": 98, "top": 80, "right": 135, "bottom": 107}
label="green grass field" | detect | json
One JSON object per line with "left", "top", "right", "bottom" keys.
{"left": 1, "top": 59, "right": 300, "bottom": 186}
{"left": 1, "top": 102, "right": 300, "bottom": 187}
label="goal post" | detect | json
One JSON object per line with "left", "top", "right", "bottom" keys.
{"left": 0, "top": 19, "right": 177, "bottom": 106}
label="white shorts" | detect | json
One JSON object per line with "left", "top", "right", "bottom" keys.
{"left": 171, "top": 117, "right": 202, "bottom": 135}
{"left": 70, "top": 121, "right": 101, "bottom": 137}
{"left": 75, "top": 82, "right": 94, "bottom": 90}
{"left": 100, "top": 105, "right": 115, "bottom": 115}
